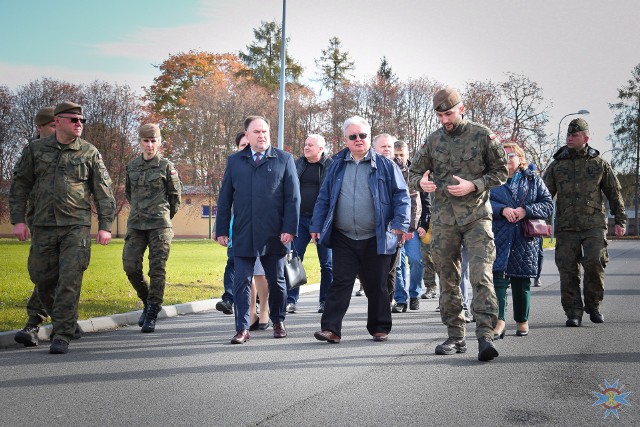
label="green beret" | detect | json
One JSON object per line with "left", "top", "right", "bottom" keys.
{"left": 568, "top": 118, "right": 589, "bottom": 133}
{"left": 35, "top": 107, "right": 55, "bottom": 126}
{"left": 139, "top": 123, "right": 161, "bottom": 139}
{"left": 433, "top": 87, "right": 462, "bottom": 112}
{"left": 54, "top": 101, "right": 83, "bottom": 116}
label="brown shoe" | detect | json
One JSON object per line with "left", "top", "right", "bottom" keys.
{"left": 273, "top": 322, "right": 287, "bottom": 338}
{"left": 314, "top": 330, "right": 341, "bottom": 343}
{"left": 373, "top": 332, "right": 388, "bottom": 342}
{"left": 231, "top": 329, "right": 250, "bottom": 344}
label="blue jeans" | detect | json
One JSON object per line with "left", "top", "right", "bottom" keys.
{"left": 221, "top": 245, "right": 234, "bottom": 303}
{"left": 287, "top": 215, "right": 333, "bottom": 304}
{"left": 394, "top": 231, "right": 424, "bottom": 303}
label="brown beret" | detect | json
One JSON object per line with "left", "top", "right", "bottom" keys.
{"left": 54, "top": 101, "right": 83, "bottom": 116}
{"left": 568, "top": 118, "right": 589, "bottom": 133}
{"left": 139, "top": 123, "right": 161, "bottom": 139}
{"left": 35, "top": 107, "right": 55, "bottom": 126}
{"left": 433, "top": 87, "right": 462, "bottom": 112}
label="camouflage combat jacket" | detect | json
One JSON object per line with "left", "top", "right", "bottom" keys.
{"left": 543, "top": 144, "right": 626, "bottom": 231}
{"left": 408, "top": 119, "right": 508, "bottom": 226}
{"left": 9, "top": 134, "right": 115, "bottom": 230}
{"left": 125, "top": 154, "right": 181, "bottom": 230}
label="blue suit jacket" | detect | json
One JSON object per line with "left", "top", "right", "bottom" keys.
{"left": 215, "top": 145, "right": 300, "bottom": 257}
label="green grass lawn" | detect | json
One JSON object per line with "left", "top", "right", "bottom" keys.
{"left": 1, "top": 236, "right": 555, "bottom": 332}
{"left": 0, "top": 239, "right": 321, "bottom": 332}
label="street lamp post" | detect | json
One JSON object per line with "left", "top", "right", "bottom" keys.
{"left": 551, "top": 109, "right": 590, "bottom": 243}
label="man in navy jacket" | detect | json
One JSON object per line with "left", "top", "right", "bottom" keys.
{"left": 215, "top": 116, "right": 300, "bottom": 344}
{"left": 311, "top": 116, "right": 410, "bottom": 343}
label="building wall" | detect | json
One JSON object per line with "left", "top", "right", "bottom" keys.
{"left": 0, "top": 194, "right": 217, "bottom": 239}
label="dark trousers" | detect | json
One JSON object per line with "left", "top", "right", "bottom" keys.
{"left": 287, "top": 215, "right": 333, "bottom": 304}
{"left": 29, "top": 225, "right": 91, "bottom": 342}
{"left": 320, "top": 231, "right": 393, "bottom": 337}
{"left": 221, "top": 245, "right": 234, "bottom": 303}
{"left": 233, "top": 254, "right": 287, "bottom": 331}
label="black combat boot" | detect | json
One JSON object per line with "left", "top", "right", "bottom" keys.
{"left": 138, "top": 301, "right": 149, "bottom": 327}
{"left": 15, "top": 325, "right": 39, "bottom": 347}
{"left": 141, "top": 304, "right": 161, "bottom": 333}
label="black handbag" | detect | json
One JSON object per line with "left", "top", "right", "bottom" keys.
{"left": 284, "top": 248, "right": 307, "bottom": 290}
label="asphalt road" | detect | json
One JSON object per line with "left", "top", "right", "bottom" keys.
{"left": 1, "top": 240, "right": 638, "bottom": 426}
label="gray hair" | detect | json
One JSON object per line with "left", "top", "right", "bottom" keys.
{"left": 342, "top": 116, "right": 371, "bottom": 137}
{"left": 306, "top": 133, "right": 326, "bottom": 148}
{"left": 372, "top": 133, "right": 396, "bottom": 146}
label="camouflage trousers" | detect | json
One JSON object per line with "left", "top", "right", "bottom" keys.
{"left": 28, "top": 225, "right": 91, "bottom": 342}
{"left": 430, "top": 218, "right": 497, "bottom": 339}
{"left": 419, "top": 240, "right": 437, "bottom": 289}
{"left": 25, "top": 287, "right": 48, "bottom": 327}
{"left": 555, "top": 228, "right": 608, "bottom": 319}
{"left": 122, "top": 228, "right": 173, "bottom": 306}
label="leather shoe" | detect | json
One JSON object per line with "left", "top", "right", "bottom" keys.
{"left": 273, "top": 322, "right": 287, "bottom": 338}
{"left": 314, "top": 330, "right": 341, "bottom": 343}
{"left": 392, "top": 303, "right": 407, "bottom": 313}
{"left": 230, "top": 329, "right": 250, "bottom": 344}
{"left": 372, "top": 332, "right": 388, "bottom": 342}
{"left": 216, "top": 300, "right": 233, "bottom": 315}
{"left": 566, "top": 317, "right": 582, "bottom": 327}
{"left": 249, "top": 319, "right": 260, "bottom": 331}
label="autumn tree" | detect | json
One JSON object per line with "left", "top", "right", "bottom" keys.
{"left": 11, "top": 78, "right": 83, "bottom": 142}
{"left": 238, "top": 20, "right": 303, "bottom": 91}
{"left": 398, "top": 77, "right": 442, "bottom": 153}
{"left": 0, "top": 87, "right": 15, "bottom": 219}
{"left": 145, "top": 51, "right": 248, "bottom": 120}
{"left": 81, "top": 81, "right": 143, "bottom": 227}
{"left": 500, "top": 73, "right": 552, "bottom": 170}
{"left": 609, "top": 62, "right": 640, "bottom": 234}
{"left": 463, "top": 80, "right": 508, "bottom": 136}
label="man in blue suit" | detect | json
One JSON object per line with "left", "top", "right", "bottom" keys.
{"left": 215, "top": 116, "right": 300, "bottom": 344}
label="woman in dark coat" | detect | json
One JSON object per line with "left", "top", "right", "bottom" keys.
{"left": 490, "top": 143, "right": 553, "bottom": 337}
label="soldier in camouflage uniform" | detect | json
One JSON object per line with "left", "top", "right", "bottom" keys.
{"left": 542, "top": 118, "right": 626, "bottom": 327}
{"left": 123, "top": 124, "right": 181, "bottom": 333}
{"left": 408, "top": 88, "right": 508, "bottom": 362}
{"left": 13, "top": 107, "right": 57, "bottom": 347}
{"left": 10, "top": 101, "right": 116, "bottom": 354}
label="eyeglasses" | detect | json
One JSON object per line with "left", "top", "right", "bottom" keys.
{"left": 347, "top": 133, "right": 368, "bottom": 141}
{"left": 507, "top": 153, "right": 518, "bottom": 159}
{"left": 59, "top": 116, "right": 86, "bottom": 124}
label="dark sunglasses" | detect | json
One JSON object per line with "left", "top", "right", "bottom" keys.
{"left": 347, "top": 133, "right": 368, "bottom": 141}
{"left": 59, "top": 116, "right": 87, "bottom": 124}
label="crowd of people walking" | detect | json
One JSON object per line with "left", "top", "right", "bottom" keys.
{"left": 8, "top": 88, "right": 627, "bottom": 359}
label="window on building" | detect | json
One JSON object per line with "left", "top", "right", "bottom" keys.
{"left": 202, "top": 205, "right": 217, "bottom": 218}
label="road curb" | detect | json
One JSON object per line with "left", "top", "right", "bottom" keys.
{"left": 1, "top": 283, "right": 321, "bottom": 349}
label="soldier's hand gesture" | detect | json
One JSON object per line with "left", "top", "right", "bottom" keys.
{"left": 447, "top": 175, "right": 475, "bottom": 197}
{"left": 420, "top": 170, "right": 436, "bottom": 192}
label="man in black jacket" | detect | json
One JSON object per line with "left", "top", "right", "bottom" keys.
{"left": 286, "top": 134, "right": 334, "bottom": 313}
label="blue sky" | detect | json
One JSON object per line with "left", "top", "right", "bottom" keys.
{"left": 1, "top": 0, "right": 639, "bottom": 154}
